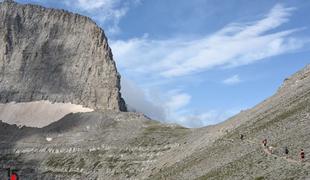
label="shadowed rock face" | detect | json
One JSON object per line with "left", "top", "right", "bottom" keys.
{"left": 0, "top": 0, "right": 126, "bottom": 111}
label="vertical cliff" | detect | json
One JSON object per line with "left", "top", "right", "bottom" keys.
{"left": 0, "top": 0, "right": 126, "bottom": 111}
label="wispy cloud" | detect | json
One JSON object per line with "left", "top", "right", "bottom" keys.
{"left": 121, "top": 80, "right": 240, "bottom": 128}
{"left": 121, "top": 79, "right": 194, "bottom": 124}
{"left": 65, "top": 0, "right": 139, "bottom": 34}
{"left": 174, "top": 109, "right": 241, "bottom": 128}
{"left": 165, "top": 91, "right": 191, "bottom": 111}
{"left": 112, "top": 4, "right": 309, "bottom": 127}
{"left": 121, "top": 78, "right": 166, "bottom": 120}
{"left": 222, "top": 75, "right": 241, "bottom": 85}
{"left": 73, "top": 0, "right": 114, "bottom": 11}
{"left": 26, "top": 0, "right": 141, "bottom": 35}
{"left": 112, "top": 4, "right": 307, "bottom": 77}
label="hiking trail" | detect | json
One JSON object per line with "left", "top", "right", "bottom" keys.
{"left": 244, "top": 139, "right": 309, "bottom": 166}
{"left": 224, "top": 138, "right": 309, "bottom": 165}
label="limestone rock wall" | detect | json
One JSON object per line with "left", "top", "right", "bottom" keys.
{"left": 0, "top": 0, "right": 126, "bottom": 111}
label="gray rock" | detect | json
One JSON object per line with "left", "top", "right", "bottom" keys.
{"left": 0, "top": 0, "right": 126, "bottom": 111}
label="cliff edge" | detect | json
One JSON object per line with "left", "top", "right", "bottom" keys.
{"left": 0, "top": 0, "right": 126, "bottom": 111}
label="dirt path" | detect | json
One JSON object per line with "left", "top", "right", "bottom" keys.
{"left": 244, "top": 139, "right": 309, "bottom": 166}
{"left": 215, "top": 137, "right": 308, "bottom": 166}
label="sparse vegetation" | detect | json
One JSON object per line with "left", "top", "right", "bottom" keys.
{"left": 254, "top": 176, "right": 265, "bottom": 180}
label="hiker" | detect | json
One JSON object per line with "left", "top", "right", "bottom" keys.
{"left": 240, "top": 134, "right": 244, "bottom": 141}
{"left": 269, "top": 146, "right": 273, "bottom": 154}
{"left": 262, "top": 139, "right": 267, "bottom": 147}
{"left": 10, "top": 172, "right": 19, "bottom": 180}
{"left": 300, "top": 149, "right": 305, "bottom": 161}
{"left": 6, "top": 168, "right": 19, "bottom": 180}
{"left": 284, "top": 147, "right": 289, "bottom": 156}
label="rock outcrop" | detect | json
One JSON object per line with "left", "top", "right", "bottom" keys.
{"left": 0, "top": 0, "right": 126, "bottom": 111}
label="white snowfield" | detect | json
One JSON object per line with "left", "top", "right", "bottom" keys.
{"left": 0, "top": 101, "right": 93, "bottom": 128}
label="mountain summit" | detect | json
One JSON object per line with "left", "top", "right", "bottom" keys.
{"left": 0, "top": 0, "right": 126, "bottom": 111}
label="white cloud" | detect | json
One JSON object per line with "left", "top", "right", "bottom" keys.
{"left": 121, "top": 78, "right": 200, "bottom": 127}
{"left": 120, "top": 78, "right": 166, "bottom": 120}
{"left": 74, "top": 0, "right": 114, "bottom": 11}
{"left": 28, "top": 0, "right": 141, "bottom": 35}
{"left": 222, "top": 75, "right": 241, "bottom": 85}
{"left": 165, "top": 91, "right": 191, "bottom": 111}
{"left": 65, "top": 0, "right": 132, "bottom": 34}
{"left": 174, "top": 109, "right": 241, "bottom": 128}
{"left": 120, "top": 81, "right": 240, "bottom": 128}
{"left": 111, "top": 4, "right": 307, "bottom": 77}
{"left": 121, "top": 79, "right": 193, "bottom": 122}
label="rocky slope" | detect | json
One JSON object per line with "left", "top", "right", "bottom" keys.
{"left": 0, "top": 112, "right": 191, "bottom": 179}
{"left": 0, "top": 65, "right": 309, "bottom": 179}
{"left": 0, "top": 0, "right": 126, "bottom": 111}
{"left": 149, "top": 65, "right": 310, "bottom": 180}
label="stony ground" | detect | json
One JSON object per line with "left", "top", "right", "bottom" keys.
{"left": 0, "top": 112, "right": 190, "bottom": 179}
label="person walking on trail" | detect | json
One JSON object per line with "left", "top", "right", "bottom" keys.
{"left": 262, "top": 139, "right": 267, "bottom": 147}
{"left": 10, "top": 172, "right": 19, "bottom": 180}
{"left": 269, "top": 146, "right": 273, "bottom": 154}
{"left": 300, "top": 149, "right": 305, "bottom": 162}
{"left": 284, "top": 147, "right": 289, "bottom": 157}
{"left": 240, "top": 134, "right": 244, "bottom": 141}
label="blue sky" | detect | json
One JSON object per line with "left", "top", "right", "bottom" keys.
{"left": 13, "top": 0, "right": 310, "bottom": 127}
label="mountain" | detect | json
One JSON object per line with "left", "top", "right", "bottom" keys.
{"left": 150, "top": 65, "right": 310, "bottom": 179}
{"left": 1, "top": 65, "right": 309, "bottom": 180}
{"left": 0, "top": 1, "right": 309, "bottom": 180}
{"left": 0, "top": 0, "right": 126, "bottom": 111}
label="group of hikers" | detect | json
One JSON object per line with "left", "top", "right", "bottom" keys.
{"left": 240, "top": 134, "right": 306, "bottom": 162}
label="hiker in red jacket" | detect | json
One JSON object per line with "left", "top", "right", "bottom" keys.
{"left": 262, "top": 139, "right": 267, "bottom": 147}
{"left": 10, "top": 172, "right": 18, "bottom": 180}
{"left": 300, "top": 149, "right": 305, "bottom": 162}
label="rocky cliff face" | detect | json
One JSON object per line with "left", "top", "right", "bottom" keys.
{"left": 0, "top": 0, "right": 126, "bottom": 111}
